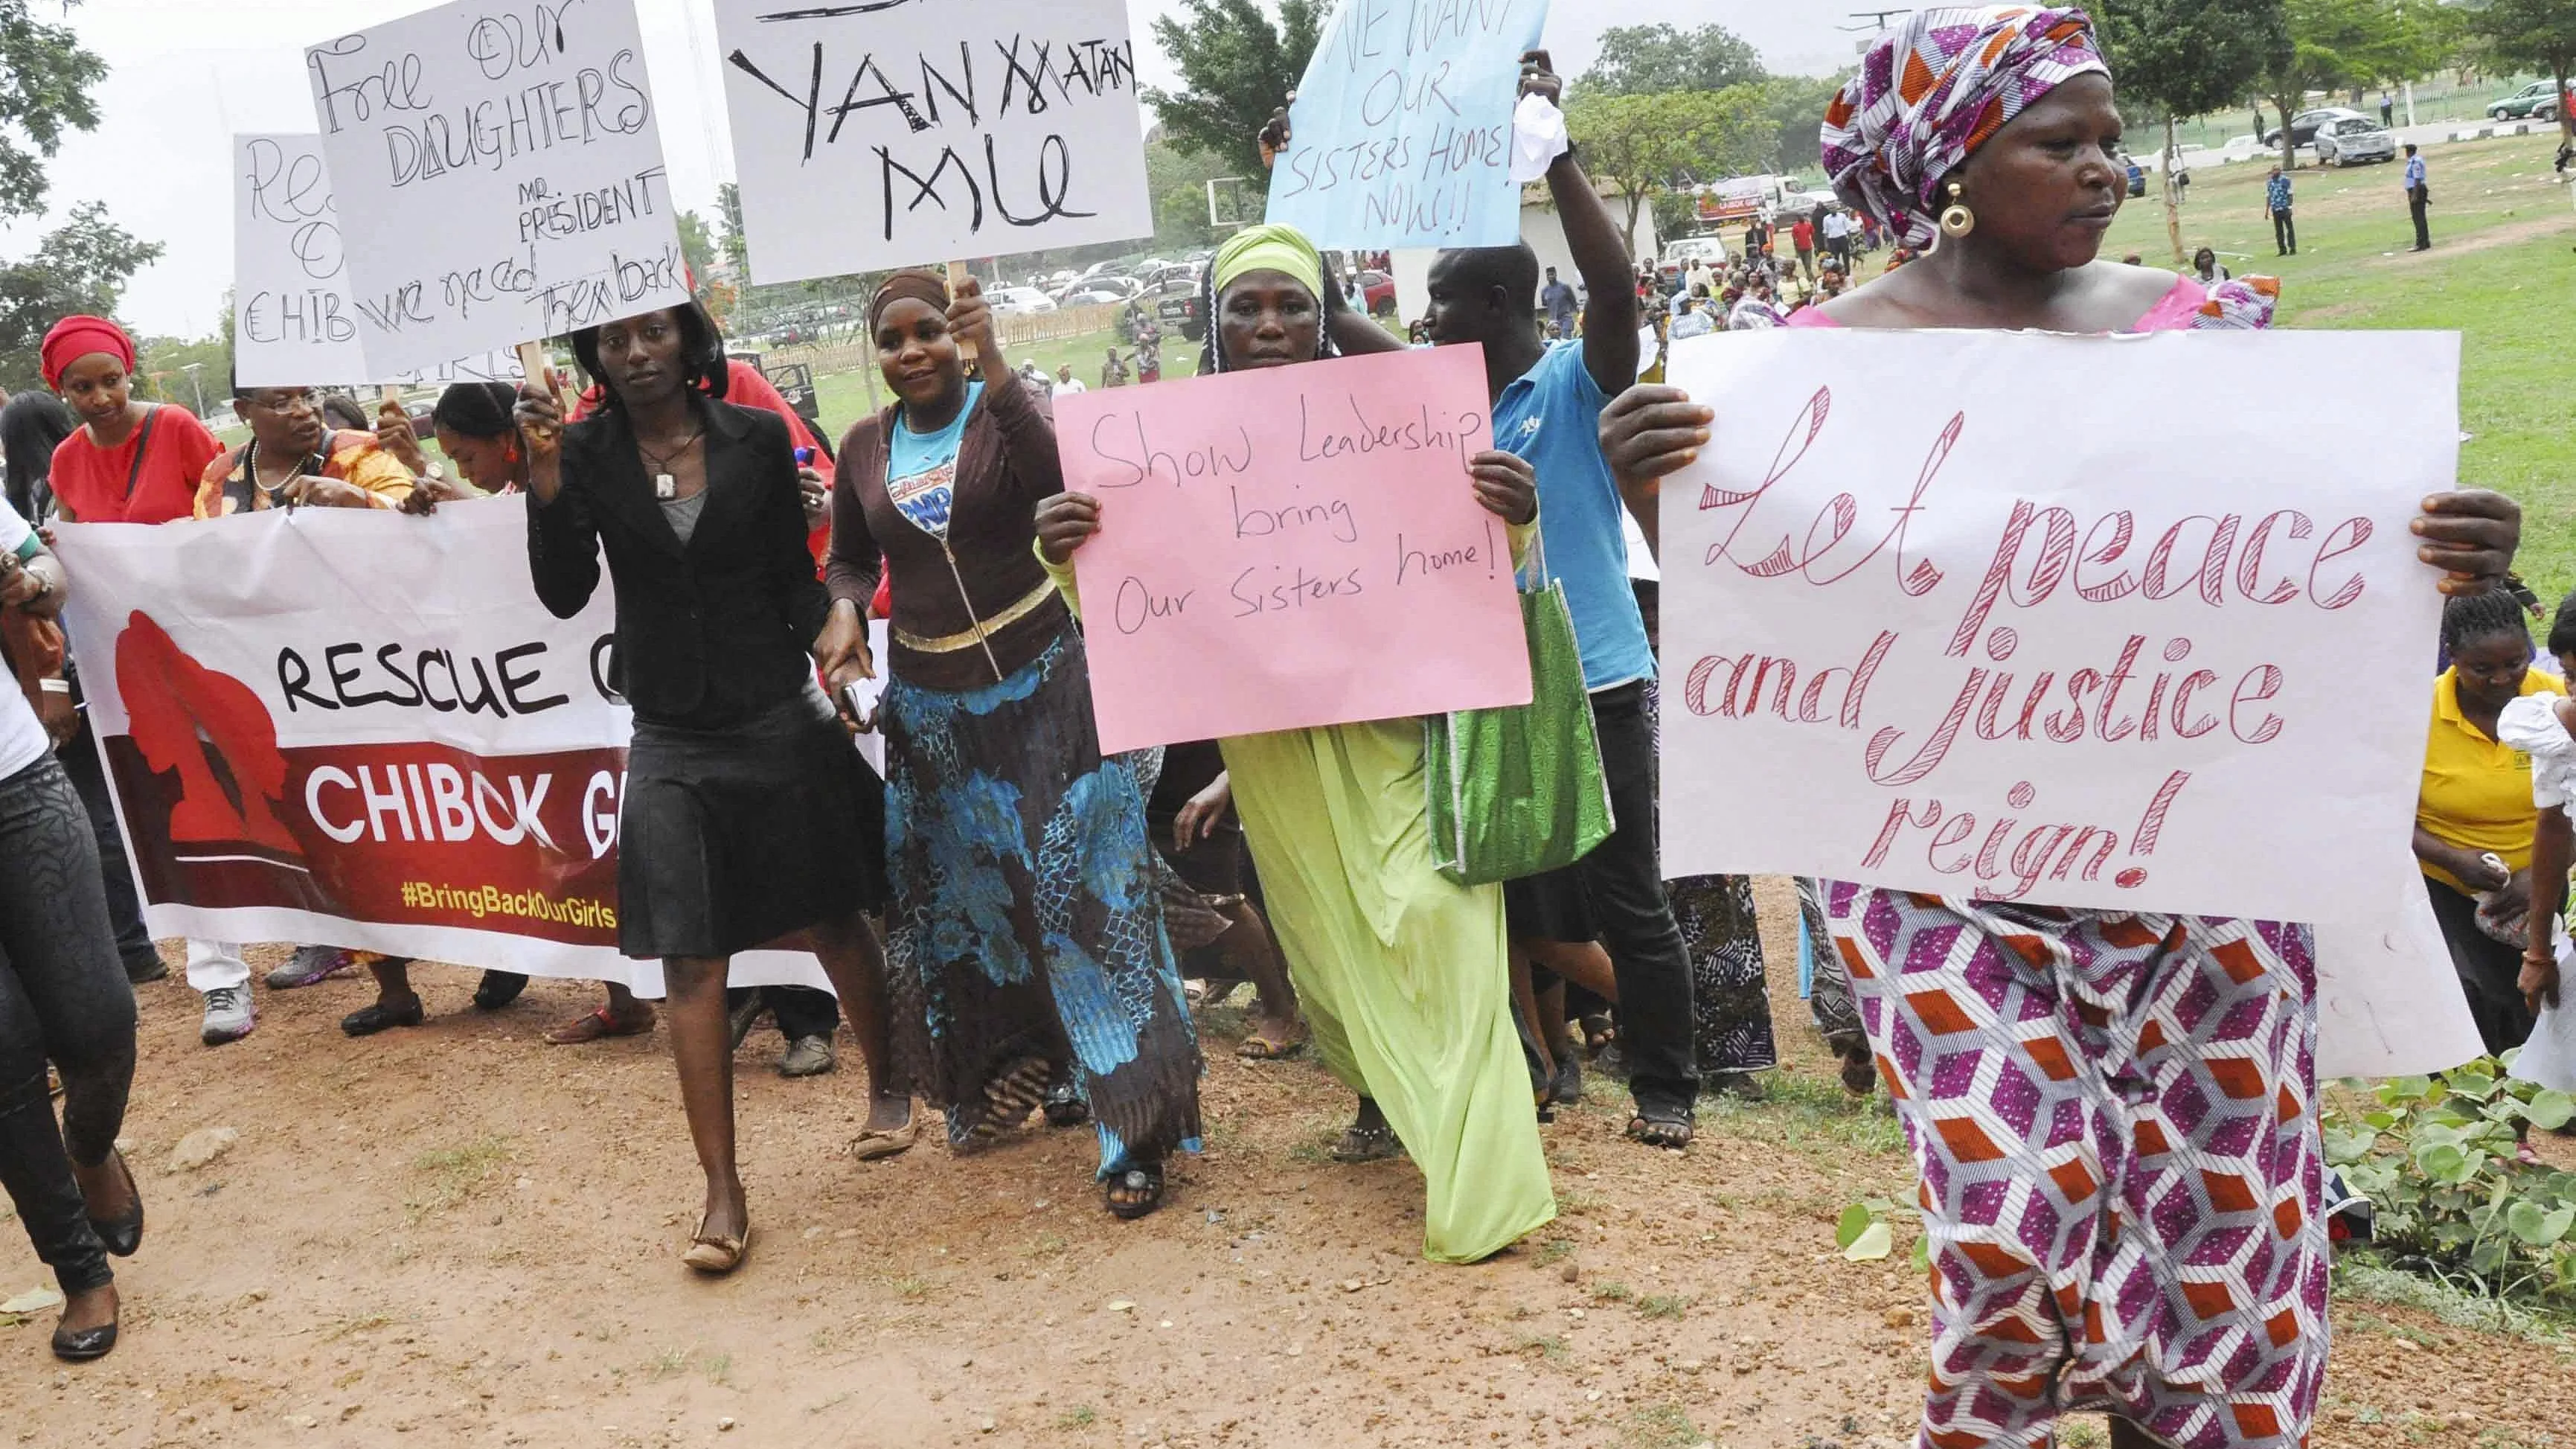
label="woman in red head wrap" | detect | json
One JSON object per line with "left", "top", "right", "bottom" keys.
{"left": 39, "top": 316, "right": 222, "bottom": 526}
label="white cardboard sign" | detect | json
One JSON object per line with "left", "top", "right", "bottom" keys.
{"left": 234, "top": 135, "right": 533, "bottom": 390}
{"left": 1659, "top": 327, "right": 2454, "bottom": 926}
{"left": 234, "top": 133, "right": 374, "bottom": 388}
{"left": 714, "top": 0, "right": 1154, "bottom": 283}
{"left": 305, "top": 0, "right": 687, "bottom": 373}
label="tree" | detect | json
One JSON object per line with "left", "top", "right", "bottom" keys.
{"left": 1146, "top": 140, "right": 1239, "bottom": 252}
{"left": 1579, "top": 22, "right": 1766, "bottom": 97}
{"left": 676, "top": 209, "right": 717, "bottom": 290}
{"left": 0, "top": 1, "right": 106, "bottom": 223}
{"left": 2474, "top": 0, "right": 2576, "bottom": 139}
{"left": 0, "top": 201, "right": 162, "bottom": 390}
{"left": 1143, "top": 0, "right": 1325, "bottom": 174}
{"left": 1743, "top": 74, "right": 1848, "bottom": 176}
{"left": 2262, "top": 0, "right": 2381, "bottom": 173}
{"left": 1563, "top": 89, "right": 1772, "bottom": 241}
{"left": 715, "top": 182, "right": 749, "bottom": 277}
{"left": 135, "top": 326, "right": 230, "bottom": 412}
{"left": 2099, "top": 0, "right": 2284, "bottom": 263}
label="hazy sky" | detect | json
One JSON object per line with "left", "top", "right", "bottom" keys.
{"left": 5, "top": 0, "right": 1866, "bottom": 338}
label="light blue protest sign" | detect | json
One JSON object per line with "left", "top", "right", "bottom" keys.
{"left": 1263, "top": 0, "right": 1550, "bottom": 249}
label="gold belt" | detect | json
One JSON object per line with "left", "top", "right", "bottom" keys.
{"left": 893, "top": 579, "right": 1057, "bottom": 654}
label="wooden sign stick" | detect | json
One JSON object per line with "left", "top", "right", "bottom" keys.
{"left": 516, "top": 341, "right": 557, "bottom": 401}
{"left": 945, "top": 260, "right": 977, "bottom": 370}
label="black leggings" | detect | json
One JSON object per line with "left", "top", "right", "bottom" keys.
{"left": 0, "top": 754, "right": 137, "bottom": 1295}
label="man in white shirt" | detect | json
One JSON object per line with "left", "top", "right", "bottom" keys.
{"left": 1054, "top": 363, "right": 1087, "bottom": 395}
{"left": 1821, "top": 208, "right": 1853, "bottom": 269}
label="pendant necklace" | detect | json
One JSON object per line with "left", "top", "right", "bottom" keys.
{"left": 636, "top": 426, "right": 704, "bottom": 501}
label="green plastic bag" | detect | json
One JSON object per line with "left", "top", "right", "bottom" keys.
{"left": 1425, "top": 545, "right": 1614, "bottom": 887}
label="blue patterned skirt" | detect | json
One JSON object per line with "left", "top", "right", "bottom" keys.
{"left": 880, "top": 624, "right": 1201, "bottom": 1172}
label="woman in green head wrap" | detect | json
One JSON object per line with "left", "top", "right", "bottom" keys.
{"left": 1035, "top": 223, "right": 1560, "bottom": 1264}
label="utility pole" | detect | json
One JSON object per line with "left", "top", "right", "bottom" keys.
{"left": 181, "top": 362, "right": 207, "bottom": 418}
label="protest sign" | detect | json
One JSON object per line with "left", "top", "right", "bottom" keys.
{"left": 1659, "top": 327, "right": 2453, "bottom": 927}
{"left": 1264, "top": 0, "right": 1549, "bottom": 249}
{"left": 234, "top": 134, "right": 536, "bottom": 389}
{"left": 1057, "top": 348, "right": 1530, "bottom": 754}
{"left": 305, "top": 0, "right": 687, "bottom": 376}
{"left": 713, "top": 0, "right": 1153, "bottom": 284}
{"left": 51, "top": 502, "right": 828, "bottom": 997}
{"left": 234, "top": 133, "right": 373, "bottom": 388}
{"left": 1660, "top": 328, "right": 2484, "bottom": 1072}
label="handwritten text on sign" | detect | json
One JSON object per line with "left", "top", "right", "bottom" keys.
{"left": 1059, "top": 348, "right": 1531, "bottom": 755}
{"left": 1659, "top": 329, "right": 2457, "bottom": 923}
{"left": 714, "top": 0, "right": 1153, "bottom": 284}
{"left": 1266, "top": 0, "right": 1548, "bottom": 249}
{"left": 234, "top": 135, "right": 372, "bottom": 388}
{"left": 232, "top": 135, "right": 535, "bottom": 389}
{"left": 305, "top": 0, "right": 687, "bottom": 373}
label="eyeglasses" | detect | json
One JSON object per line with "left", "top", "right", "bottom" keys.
{"left": 245, "top": 390, "right": 321, "bottom": 415}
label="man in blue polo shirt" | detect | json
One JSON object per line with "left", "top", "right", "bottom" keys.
{"left": 1420, "top": 50, "right": 1699, "bottom": 1148}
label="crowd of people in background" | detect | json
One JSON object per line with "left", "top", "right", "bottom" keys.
{"left": 0, "top": 10, "right": 2554, "bottom": 1449}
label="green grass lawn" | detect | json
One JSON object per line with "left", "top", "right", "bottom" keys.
{"left": 2101, "top": 133, "right": 2576, "bottom": 598}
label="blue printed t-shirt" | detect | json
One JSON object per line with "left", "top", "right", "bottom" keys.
{"left": 1490, "top": 341, "right": 1654, "bottom": 691}
{"left": 885, "top": 380, "right": 984, "bottom": 540}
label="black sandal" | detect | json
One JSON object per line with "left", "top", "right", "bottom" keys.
{"left": 1042, "top": 1081, "right": 1091, "bottom": 1128}
{"left": 86, "top": 1147, "right": 143, "bottom": 1258}
{"left": 472, "top": 970, "right": 529, "bottom": 1011}
{"left": 1104, "top": 1163, "right": 1164, "bottom": 1220}
{"left": 1625, "top": 1104, "right": 1694, "bottom": 1151}
{"left": 1329, "top": 1122, "right": 1403, "bottom": 1163}
{"left": 340, "top": 999, "right": 426, "bottom": 1037}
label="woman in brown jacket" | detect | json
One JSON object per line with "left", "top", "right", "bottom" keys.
{"left": 821, "top": 271, "right": 1200, "bottom": 1221}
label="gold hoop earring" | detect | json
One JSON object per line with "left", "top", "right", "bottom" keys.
{"left": 1938, "top": 181, "right": 1976, "bottom": 239}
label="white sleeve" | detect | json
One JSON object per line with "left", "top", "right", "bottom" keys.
{"left": 0, "top": 494, "right": 29, "bottom": 557}
{"left": 2501, "top": 693, "right": 2575, "bottom": 807}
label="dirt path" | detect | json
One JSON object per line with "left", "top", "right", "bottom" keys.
{"left": 4, "top": 886, "right": 2570, "bottom": 1448}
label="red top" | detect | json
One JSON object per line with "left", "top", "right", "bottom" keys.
{"left": 1790, "top": 220, "right": 1816, "bottom": 248}
{"left": 49, "top": 405, "right": 226, "bottom": 525}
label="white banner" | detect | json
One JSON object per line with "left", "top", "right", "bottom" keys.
{"left": 234, "top": 134, "right": 533, "bottom": 390}
{"left": 714, "top": 0, "right": 1154, "bottom": 283}
{"left": 1661, "top": 328, "right": 2483, "bottom": 1074}
{"left": 305, "top": 0, "right": 688, "bottom": 374}
{"left": 51, "top": 501, "right": 830, "bottom": 997}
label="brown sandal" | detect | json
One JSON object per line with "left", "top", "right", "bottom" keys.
{"left": 545, "top": 1005, "right": 655, "bottom": 1045}
{"left": 681, "top": 1216, "right": 750, "bottom": 1274}
{"left": 1236, "top": 1031, "right": 1306, "bottom": 1061}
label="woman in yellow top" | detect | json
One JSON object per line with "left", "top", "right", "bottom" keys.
{"left": 2415, "top": 589, "right": 2560, "bottom": 1056}
{"left": 1032, "top": 225, "right": 1557, "bottom": 1264}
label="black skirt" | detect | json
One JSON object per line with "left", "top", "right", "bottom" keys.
{"left": 618, "top": 685, "right": 886, "bottom": 959}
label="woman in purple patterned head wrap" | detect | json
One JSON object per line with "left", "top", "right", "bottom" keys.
{"left": 1592, "top": 8, "right": 2528, "bottom": 1448}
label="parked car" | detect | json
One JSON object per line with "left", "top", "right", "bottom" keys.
{"left": 2489, "top": 80, "right": 2568, "bottom": 122}
{"left": 1058, "top": 286, "right": 1130, "bottom": 307}
{"left": 1147, "top": 275, "right": 1204, "bottom": 342}
{"left": 2314, "top": 115, "right": 2397, "bottom": 167}
{"left": 987, "top": 285, "right": 1057, "bottom": 316}
{"left": 2112, "top": 150, "right": 2146, "bottom": 197}
{"left": 1355, "top": 269, "right": 1396, "bottom": 314}
{"left": 2261, "top": 106, "right": 2368, "bottom": 150}
{"left": 1660, "top": 236, "right": 1729, "bottom": 275}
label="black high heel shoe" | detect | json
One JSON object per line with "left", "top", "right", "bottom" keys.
{"left": 86, "top": 1148, "right": 142, "bottom": 1258}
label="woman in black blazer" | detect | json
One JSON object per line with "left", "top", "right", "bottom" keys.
{"left": 518, "top": 304, "right": 895, "bottom": 1274}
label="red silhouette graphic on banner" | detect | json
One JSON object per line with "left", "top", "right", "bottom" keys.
{"left": 113, "top": 610, "right": 300, "bottom": 857}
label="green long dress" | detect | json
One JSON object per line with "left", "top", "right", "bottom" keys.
{"left": 1043, "top": 550, "right": 1554, "bottom": 1262}
{"left": 1220, "top": 719, "right": 1557, "bottom": 1263}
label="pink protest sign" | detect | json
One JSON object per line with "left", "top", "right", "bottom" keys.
{"left": 1057, "top": 346, "right": 1532, "bottom": 753}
